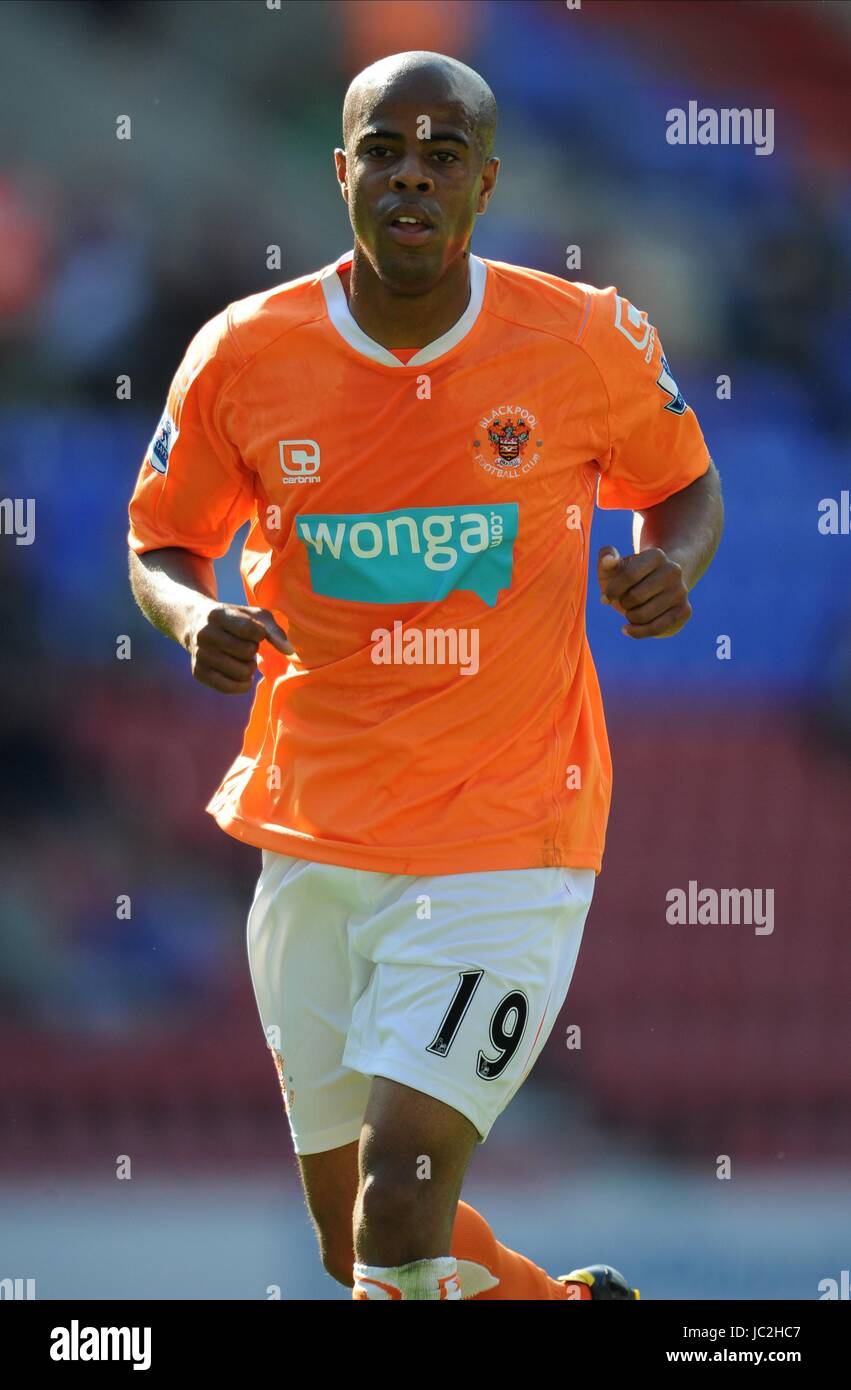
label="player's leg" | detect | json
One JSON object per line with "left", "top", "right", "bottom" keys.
{"left": 248, "top": 852, "right": 630, "bottom": 1298}
{"left": 442, "top": 866, "right": 639, "bottom": 1299}
{"left": 296, "top": 1091, "right": 565, "bottom": 1298}
{"left": 354, "top": 1076, "right": 478, "bottom": 1273}
{"left": 245, "top": 851, "right": 370, "bottom": 1285}
{"left": 446, "top": 867, "right": 638, "bottom": 1300}
{"left": 343, "top": 863, "right": 614, "bottom": 1299}
{"left": 296, "top": 1141, "right": 359, "bottom": 1287}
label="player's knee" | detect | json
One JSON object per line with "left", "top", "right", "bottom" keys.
{"left": 303, "top": 1207, "right": 355, "bottom": 1286}
{"left": 356, "top": 1163, "right": 433, "bottom": 1238}
{"left": 320, "top": 1241, "right": 356, "bottom": 1287}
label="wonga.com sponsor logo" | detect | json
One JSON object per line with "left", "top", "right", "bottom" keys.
{"left": 296, "top": 504, "right": 518, "bottom": 607}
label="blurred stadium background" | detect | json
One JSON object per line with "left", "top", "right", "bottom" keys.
{"left": 1, "top": 0, "right": 849, "bottom": 1300}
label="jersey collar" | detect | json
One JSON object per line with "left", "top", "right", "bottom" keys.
{"left": 319, "top": 249, "right": 487, "bottom": 368}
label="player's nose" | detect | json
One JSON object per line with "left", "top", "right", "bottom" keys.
{"left": 390, "top": 163, "right": 434, "bottom": 194}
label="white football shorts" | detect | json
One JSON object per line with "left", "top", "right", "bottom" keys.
{"left": 246, "top": 850, "right": 595, "bottom": 1155}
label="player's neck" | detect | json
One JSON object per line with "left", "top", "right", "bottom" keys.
{"left": 341, "top": 248, "right": 471, "bottom": 349}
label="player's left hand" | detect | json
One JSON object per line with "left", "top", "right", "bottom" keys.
{"left": 596, "top": 545, "right": 692, "bottom": 639}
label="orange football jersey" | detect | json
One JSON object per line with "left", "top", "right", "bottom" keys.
{"left": 128, "top": 249, "right": 711, "bottom": 874}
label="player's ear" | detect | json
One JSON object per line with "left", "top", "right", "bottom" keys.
{"left": 477, "top": 157, "right": 499, "bottom": 214}
{"left": 333, "top": 148, "right": 349, "bottom": 202}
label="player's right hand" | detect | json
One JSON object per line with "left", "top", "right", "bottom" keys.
{"left": 185, "top": 603, "right": 294, "bottom": 694}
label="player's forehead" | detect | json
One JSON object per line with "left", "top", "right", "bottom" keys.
{"left": 349, "top": 70, "right": 479, "bottom": 144}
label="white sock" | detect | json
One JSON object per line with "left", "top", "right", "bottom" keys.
{"left": 353, "top": 1256, "right": 461, "bottom": 1300}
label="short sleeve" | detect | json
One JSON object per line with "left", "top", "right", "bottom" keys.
{"left": 585, "top": 287, "right": 712, "bottom": 511}
{"left": 127, "top": 307, "right": 255, "bottom": 558}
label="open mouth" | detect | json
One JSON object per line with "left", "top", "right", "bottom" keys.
{"left": 386, "top": 213, "right": 435, "bottom": 244}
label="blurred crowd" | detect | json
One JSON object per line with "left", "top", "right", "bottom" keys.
{"left": 0, "top": 0, "right": 849, "bottom": 1107}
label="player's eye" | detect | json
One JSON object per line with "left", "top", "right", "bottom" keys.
{"left": 364, "top": 146, "right": 393, "bottom": 158}
{"left": 433, "top": 150, "right": 459, "bottom": 162}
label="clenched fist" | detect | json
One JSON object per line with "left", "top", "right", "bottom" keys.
{"left": 597, "top": 545, "right": 692, "bottom": 639}
{"left": 185, "top": 603, "right": 293, "bottom": 694}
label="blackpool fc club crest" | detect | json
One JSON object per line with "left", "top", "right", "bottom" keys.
{"left": 473, "top": 406, "right": 543, "bottom": 478}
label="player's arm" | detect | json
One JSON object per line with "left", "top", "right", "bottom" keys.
{"left": 129, "top": 546, "right": 292, "bottom": 695}
{"left": 127, "top": 309, "right": 292, "bottom": 693}
{"left": 587, "top": 287, "right": 723, "bottom": 639}
{"left": 598, "top": 459, "right": 723, "bottom": 639}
